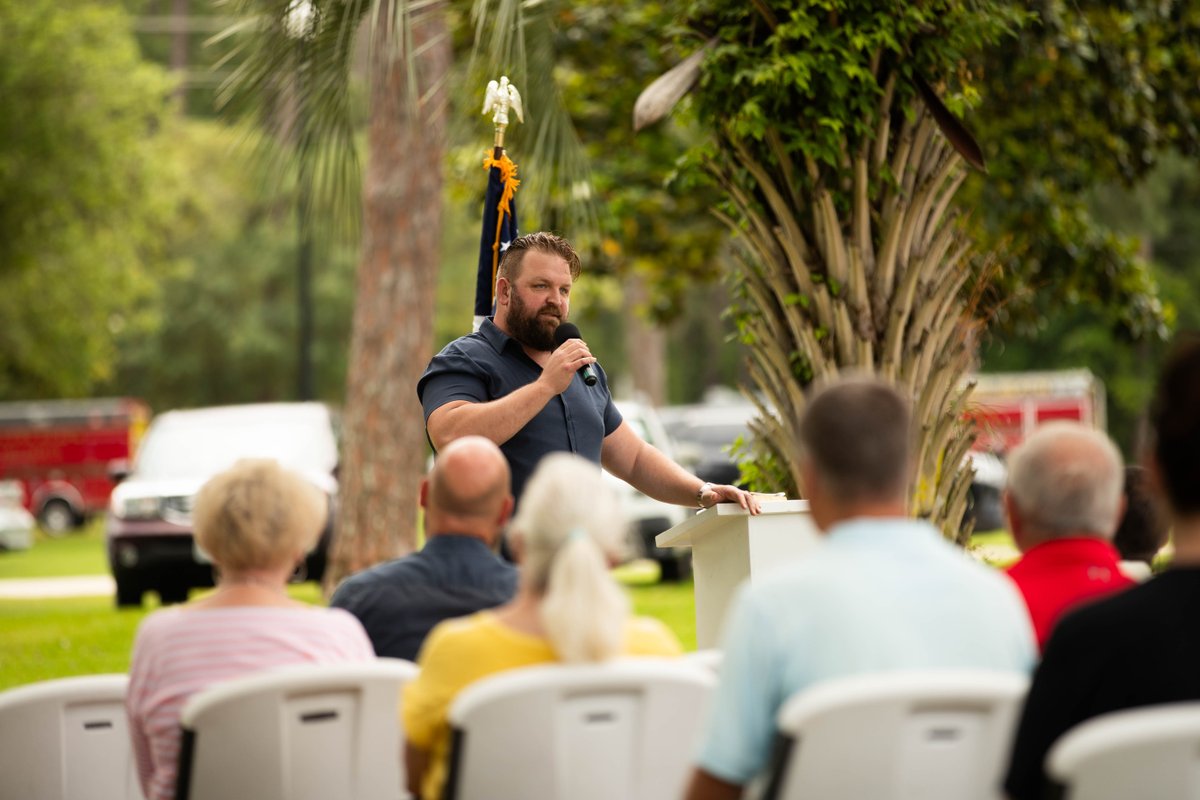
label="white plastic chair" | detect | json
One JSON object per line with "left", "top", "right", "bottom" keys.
{"left": 764, "top": 670, "right": 1029, "bottom": 800}
{"left": 1047, "top": 702, "right": 1200, "bottom": 799}
{"left": 0, "top": 673, "right": 144, "bottom": 800}
{"left": 176, "top": 658, "right": 418, "bottom": 800}
{"left": 444, "top": 659, "right": 715, "bottom": 800}
{"left": 685, "top": 648, "right": 723, "bottom": 674}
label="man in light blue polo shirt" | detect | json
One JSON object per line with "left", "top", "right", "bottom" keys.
{"left": 684, "top": 377, "right": 1035, "bottom": 800}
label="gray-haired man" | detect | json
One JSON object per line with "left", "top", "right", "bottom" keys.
{"left": 1003, "top": 421, "right": 1134, "bottom": 650}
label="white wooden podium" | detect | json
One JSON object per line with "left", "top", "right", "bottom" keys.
{"left": 655, "top": 500, "right": 819, "bottom": 648}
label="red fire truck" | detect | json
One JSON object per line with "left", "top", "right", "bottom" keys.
{"left": 957, "top": 370, "right": 1104, "bottom": 531}
{"left": 0, "top": 398, "right": 150, "bottom": 534}
{"left": 967, "top": 369, "right": 1106, "bottom": 454}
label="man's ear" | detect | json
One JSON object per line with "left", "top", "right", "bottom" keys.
{"left": 1004, "top": 491, "right": 1027, "bottom": 551}
{"left": 495, "top": 276, "right": 511, "bottom": 306}
{"left": 495, "top": 494, "right": 515, "bottom": 529}
{"left": 418, "top": 477, "right": 430, "bottom": 511}
{"left": 800, "top": 459, "right": 831, "bottom": 534}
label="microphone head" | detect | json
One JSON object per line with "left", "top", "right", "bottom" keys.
{"left": 553, "top": 322, "right": 582, "bottom": 347}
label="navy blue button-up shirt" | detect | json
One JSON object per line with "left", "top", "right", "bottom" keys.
{"left": 416, "top": 318, "right": 623, "bottom": 504}
{"left": 329, "top": 534, "right": 517, "bottom": 661}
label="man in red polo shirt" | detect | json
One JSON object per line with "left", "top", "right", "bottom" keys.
{"left": 1004, "top": 421, "right": 1135, "bottom": 650}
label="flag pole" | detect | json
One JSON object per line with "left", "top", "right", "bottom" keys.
{"left": 474, "top": 77, "right": 524, "bottom": 331}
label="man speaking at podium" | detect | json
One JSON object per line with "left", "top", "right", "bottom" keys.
{"left": 418, "top": 231, "right": 757, "bottom": 518}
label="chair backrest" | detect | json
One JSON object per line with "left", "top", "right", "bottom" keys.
{"left": 445, "top": 659, "right": 715, "bottom": 800}
{"left": 764, "top": 670, "right": 1029, "bottom": 800}
{"left": 684, "top": 649, "right": 723, "bottom": 674}
{"left": 1048, "top": 702, "right": 1200, "bottom": 800}
{"left": 0, "top": 673, "right": 144, "bottom": 800}
{"left": 176, "top": 658, "right": 418, "bottom": 800}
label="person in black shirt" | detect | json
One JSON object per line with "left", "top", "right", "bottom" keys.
{"left": 417, "top": 232, "right": 757, "bottom": 514}
{"left": 1004, "top": 334, "right": 1200, "bottom": 799}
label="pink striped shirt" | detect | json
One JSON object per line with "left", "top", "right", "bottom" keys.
{"left": 126, "top": 605, "right": 374, "bottom": 800}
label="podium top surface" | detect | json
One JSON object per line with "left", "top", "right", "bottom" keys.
{"left": 655, "top": 499, "right": 810, "bottom": 548}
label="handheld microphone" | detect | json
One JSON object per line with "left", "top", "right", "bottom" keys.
{"left": 553, "top": 323, "right": 598, "bottom": 386}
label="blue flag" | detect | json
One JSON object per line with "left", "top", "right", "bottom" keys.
{"left": 473, "top": 150, "right": 520, "bottom": 329}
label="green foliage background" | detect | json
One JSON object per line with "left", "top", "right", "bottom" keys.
{"left": 0, "top": 0, "right": 180, "bottom": 398}
{"left": 1, "top": 0, "right": 1198, "bottom": 448}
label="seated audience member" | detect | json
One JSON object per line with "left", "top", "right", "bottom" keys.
{"left": 402, "top": 453, "right": 682, "bottom": 800}
{"left": 685, "top": 376, "right": 1034, "bottom": 800}
{"left": 1003, "top": 422, "right": 1134, "bottom": 650}
{"left": 1113, "top": 465, "right": 1169, "bottom": 580}
{"left": 330, "top": 436, "right": 518, "bottom": 660}
{"left": 1005, "top": 335, "right": 1200, "bottom": 800}
{"left": 126, "top": 460, "right": 374, "bottom": 800}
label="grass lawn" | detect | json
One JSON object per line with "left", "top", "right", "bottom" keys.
{"left": 0, "top": 553, "right": 695, "bottom": 691}
{"left": 968, "top": 529, "right": 1020, "bottom": 568}
{"left": 0, "top": 520, "right": 108, "bottom": 579}
{"left": 0, "top": 525, "right": 1016, "bottom": 691}
{"left": 0, "top": 584, "right": 328, "bottom": 690}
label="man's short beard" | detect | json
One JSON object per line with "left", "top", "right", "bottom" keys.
{"left": 507, "top": 292, "right": 560, "bottom": 352}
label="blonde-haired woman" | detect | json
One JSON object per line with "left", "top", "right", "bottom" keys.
{"left": 403, "top": 453, "right": 683, "bottom": 799}
{"left": 126, "top": 459, "right": 374, "bottom": 800}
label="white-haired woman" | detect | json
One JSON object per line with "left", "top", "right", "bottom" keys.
{"left": 402, "top": 453, "right": 683, "bottom": 800}
{"left": 126, "top": 459, "right": 374, "bottom": 800}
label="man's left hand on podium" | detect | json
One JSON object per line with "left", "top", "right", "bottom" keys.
{"left": 699, "top": 482, "right": 762, "bottom": 515}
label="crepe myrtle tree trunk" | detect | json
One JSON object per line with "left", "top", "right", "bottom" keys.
{"left": 326, "top": 3, "right": 450, "bottom": 591}
{"left": 713, "top": 74, "right": 985, "bottom": 542}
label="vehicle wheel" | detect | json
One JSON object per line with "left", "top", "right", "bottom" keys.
{"left": 658, "top": 554, "right": 692, "bottom": 583}
{"left": 115, "top": 579, "right": 144, "bottom": 608}
{"left": 302, "top": 549, "right": 325, "bottom": 583}
{"left": 963, "top": 484, "right": 1006, "bottom": 534}
{"left": 158, "top": 583, "right": 190, "bottom": 605}
{"left": 38, "top": 499, "right": 78, "bottom": 538}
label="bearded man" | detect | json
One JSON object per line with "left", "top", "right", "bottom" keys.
{"left": 417, "top": 232, "right": 756, "bottom": 518}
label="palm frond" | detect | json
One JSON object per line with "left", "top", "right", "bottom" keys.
{"left": 214, "top": 0, "right": 462, "bottom": 240}
{"left": 633, "top": 40, "right": 714, "bottom": 132}
{"left": 466, "top": 0, "right": 597, "bottom": 240}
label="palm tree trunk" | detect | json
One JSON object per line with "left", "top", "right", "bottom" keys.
{"left": 327, "top": 2, "right": 449, "bottom": 590}
{"left": 624, "top": 274, "right": 667, "bottom": 407}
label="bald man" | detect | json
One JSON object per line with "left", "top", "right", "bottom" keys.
{"left": 330, "top": 437, "right": 518, "bottom": 661}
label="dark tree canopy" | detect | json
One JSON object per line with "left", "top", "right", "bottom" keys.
{"left": 970, "top": 0, "right": 1200, "bottom": 339}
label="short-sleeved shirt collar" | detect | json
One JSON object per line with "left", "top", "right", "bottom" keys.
{"left": 477, "top": 317, "right": 513, "bottom": 356}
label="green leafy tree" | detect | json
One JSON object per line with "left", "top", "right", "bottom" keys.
{"left": 983, "top": 153, "right": 1200, "bottom": 456}
{"left": 219, "top": 0, "right": 727, "bottom": 581}
{"left": 0, "top": 0, "right": 179, "bottom": 399}
{"left": 106, "top": 122, "right": 360, "bottom": 410}
{"left": 966, "top": 1, "right": 1200, "bottom": 463}
{"left": 218, "top": 0, "right": 452, "bottom": 583}
{"left": 968, "top": 0, "right": 1200, "bottom": 340}
{"left": 640, "top": 1, "right": 1026, "bottom": 536}
{"left": 557, "top": 2, "right": 729, "bottom": 404}
{"left": 636, "top": 1, "right": 1199, "bottom": 534}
